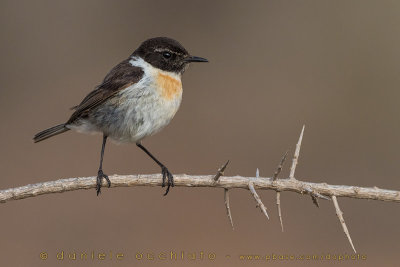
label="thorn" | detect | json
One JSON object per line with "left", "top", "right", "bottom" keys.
{"left": 249, "top": 181, "right": 269, "bottom": 220}
{"left": 312, "top": 191, "right": 331, "bottom": 201}
{"left": 224, "top": 188, "right": 234, "bottom": 230}
{"left": 311, "top": 195, "right": 319, "bottom": 208}
{"left": 304, "top": 186, "right": 330, "bottom": 207}
{"left": 276, "top": 192, "right": 284, "bottom": 232}
{"left": 332, "top": 195, "right": 356, "bottom": 253}
{"left": 273, "top": 150, "right": 289, "bottom": 181}
{"left": 289, "top": 125, "right": 305, "bottom": 179}
{"left": 213, "top": 160, "right": 230, "bottom": 181}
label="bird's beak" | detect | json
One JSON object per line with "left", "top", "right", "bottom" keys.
{"left": 184, "top": 56, "right": 208, "bottom": 63}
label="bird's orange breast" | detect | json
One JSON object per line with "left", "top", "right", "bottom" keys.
{"left": 156, "top": 72, "right": 182, "bottom": 100}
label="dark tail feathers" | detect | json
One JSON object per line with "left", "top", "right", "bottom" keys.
{"left": 33, "top": 123, "right": 70, "bottom": 143}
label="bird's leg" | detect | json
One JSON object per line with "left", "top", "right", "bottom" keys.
{"left": 136, "top": 142, "right": 174, "bottom": 196}
{"left": 96, "top": 134, "right": 111, "bottom": 195}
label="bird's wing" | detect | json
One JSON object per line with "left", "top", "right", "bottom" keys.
{"left": 67, "top": 58, "right": 144, "bottom": 123}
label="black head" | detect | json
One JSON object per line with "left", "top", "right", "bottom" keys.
{"left": 132, "top": 37, "right": 208, "bottom": 74}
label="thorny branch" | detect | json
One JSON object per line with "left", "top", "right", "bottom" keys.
{"left": 1, "top": 126, "right": 399, "bottom": 252}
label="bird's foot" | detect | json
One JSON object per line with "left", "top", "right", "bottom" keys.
{"left": 161, "top": 166, "right": 174, "bottom": 196}
{"left": 96, "top": 169, "right": 111, "bottom": 196}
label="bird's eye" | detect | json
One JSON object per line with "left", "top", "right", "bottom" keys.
{"left": 162, "top": 52, "right": 172, "bottom": 59}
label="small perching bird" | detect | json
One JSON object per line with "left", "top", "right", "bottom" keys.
{"left": 33, "top": 37, "right": 208, "bottom": 196}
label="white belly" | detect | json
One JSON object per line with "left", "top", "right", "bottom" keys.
{"left": 114, "top": 79, "right": 182, "bottom": 143}
{"left": 69, "top": 57, "right": 183, "bottom": 143}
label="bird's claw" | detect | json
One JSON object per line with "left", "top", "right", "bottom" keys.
{"left": 96, "top": 170, "right": 111, "bottom": 196}
{"left": 161, "top": 166, "right": 174, "bottom": 196}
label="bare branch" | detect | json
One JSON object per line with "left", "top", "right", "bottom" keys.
{"left": 214, "top": 160, "right": 230, "bottom": 181}
{"left": 1, "top": 125, "right": 399, "bottom": 253}
{"left": 332, "top": 195, "right": 356, "bottom": 253}
{"left": 224, "top": 188, "right": 234, "bottom": 230}
{"left": 289, "top": 125, "right": 305, "bottom": 179}
{"left": 1, "top": 175, "right": 399, "bottom": 204}
{"left": 1, "top": 125, "right": 396, "bottom": 256}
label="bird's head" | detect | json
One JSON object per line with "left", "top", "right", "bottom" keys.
{"left": 132, "top": 37, "right": 208, "bottom": 74}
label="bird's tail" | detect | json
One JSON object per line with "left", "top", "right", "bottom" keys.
{"left": 33, "top": 123, "right": 70, "bottom": 143}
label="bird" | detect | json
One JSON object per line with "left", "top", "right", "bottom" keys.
{"left": 33, "top": 37, "right": 208, "bottom": 196}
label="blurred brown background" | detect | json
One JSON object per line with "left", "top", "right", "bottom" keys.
{"left": 1, "top": 0, "right": 400, "bottom": 266}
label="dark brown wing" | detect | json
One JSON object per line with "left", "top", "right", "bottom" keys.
{"left": 67, "top": 58, "right": 144, "bottom": 124}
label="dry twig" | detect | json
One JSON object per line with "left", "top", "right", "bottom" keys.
{"left": 1, "top": 126, "right": 399, "bottom": 252}
{"left": 2, "top": 175, "right": 398, "bottom": 203}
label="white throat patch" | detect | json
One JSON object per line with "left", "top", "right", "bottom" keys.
{"left": 129, "top": 56, "right": 181, "bottom": 81}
